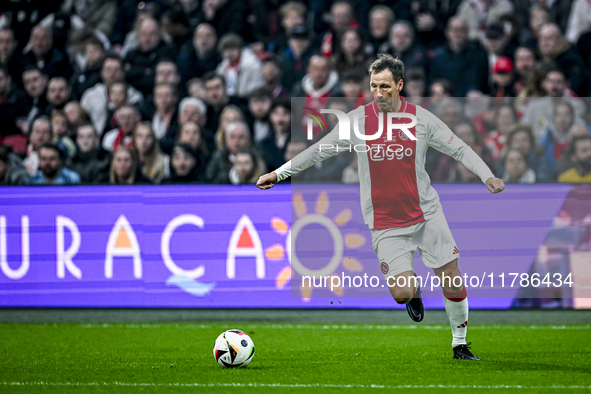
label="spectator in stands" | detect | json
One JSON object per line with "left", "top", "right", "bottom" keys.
{"left": 428, "top": 17, "right": 489, "bottom": 96}
{"left": 171, "top": 96, "right": 212, "bottom": 154}
{"left": 405, "top": 67, "right": 428, "bottom": 107}
{"left": 203, "top": 73, "right": 248, "bottom": 137}
{"left": 23, "top": 116, "right": 53, "bottom": 175}
{"left": 117, "top": 2, "right": 169, "bottom": 57}
{"left": 333, "top": 27, "right": 372, "bottom": 77}
{"left": 261, "top": 57, "right": 290, "bottom": 99}
{"left": 160, "top": 5, "right": 192, "bottom": 52}
{"left": 502, "top": 148, "right": 536, "bottom": 184}
{"left": 368, "top": 5, "right": 395, "bottom": 54}
{"left": 199, "top": 0, "right": 252, "bottom": 41}
{"left": 0, "top": 28, "right": 24, "bottom": 86}
{"left": 250, "top": 0, "right": 284, "bottom": 52}
{"left": 22, "top": 26, "right": 72, "bottom": 80}
{"left": 216, "top": 33, "right": 265, "bottom": 98}
{"left": 259, "top": 98, "right": 291, "bottom": 172}
{"left": 383, "top": 22, "right": 427, "bottom": 71}
{"left": 176, "top": 121, "right": 210, "bottom": 172}
{"left": 275, "top": 2, "right": 307, "bottom": 54}
{"left": 229, "top": 149, "right": 263, "bottom": 185}
{"left": 537, "top": 23, "right": 587, "bottom": 96}
{"left": 102, "top": 81, "right": 129, "bottom": 136}
{"left": 45, "top": 77, "right": 71, "bottom": 114}
{"left": 59, "top": 0, "right": 117, "bottom": 37}
{"left": 166, "top": 143, "right": 201, "bottom": 183}
{"left": 102, "top": 105, "right": 140, "bottom": 152}
{"left": 81, "top": 55, "right": 143, "bottom": 136}
{"left": 456, "top": 0, "right": 514, "bottom": 44}
{"left": 28, "top": 143, "right": 80, "bottom": 185}
{"left": 70, "top": 38, "right": 106, "bottom": 100}
{"left": 540, "top": 102, "right": 581, "bottom": 173}
{"left": 320, "top": 1, "right": 356, "bottom": 57}
{"left": 133, "top": 122, "right": 170, "bottom": 184}
{"left": 513, "top": 46, "right": 536, "bottom": 95}
{"left": 554, "top": 126, "right": 591, "bottom": 177}
{"left": 557, "top": 135, "right": 591, "bottom": 183}
{"left": 187, "top": 78, "right": 207, "bottom": 101}
{"left": 214, "top": 105, "right": 247, "bottom": 150}
{"left": 148, "top": 82, "right": 179, "bottom": 152}
{"left": 489, "top": 57, "right": 516, "bottom": 99}
{"left": 427, "top": 79, "right": 454, "bottom": 111}
{"left": 178, "top": 23, "right": 220, "bottom": 86}
{"left": 414, "top": 0, "right": 462, "bottom": 50}
{"left": 339, "top": 70, "right": 367, "bottom": 109}
{"left": 522, "top": 68, "right": 586, "bottom": 142}
{"left": 64, "top": 101, "right": 88, "bottom": 132}
{"left": 248, "top": 88, "right": 273, "bottom": 144}
{"left": 565, "top": 0, "right": 591, "bottom": 44}
{"left": 109, "top": 145, "right": 146, "bottom": 184}
{"left": 482, "top": 24, "right": 512, "bottom": 70}
{"left": 0, "top": 66, "right": 28, "bottom": 138}
{"left": 484, "top": 104, "right": 518, "bottom": 162}
{"left": 123, "top": 18, "right": 176, "bottom": 96}
{"left": 68, "top": 123, "right": 111, "bottom": 183}
{"left": 278, "top": 25, "right": 315, "bottom": 91}
{"left": 0, "top": 144, "right": 29, "bottom": 185}
{"left": 50, "top": 110, "right": 76, "bottom": 159}
{"left": 206, "top": 121, "right": 259, "bottom": 183}
{"left": 504, "top": 124, "right": 553, "bottom": 182}
{"left": 21, "top": 67, "right": 49, "bottom": 132}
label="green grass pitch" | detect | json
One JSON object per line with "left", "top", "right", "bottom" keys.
{"left": 1, "top": 321, "right": 590, "bottom": 393}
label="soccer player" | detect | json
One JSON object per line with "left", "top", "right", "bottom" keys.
{"left": 257, "top": 54, "right": 506, "bottom": 360}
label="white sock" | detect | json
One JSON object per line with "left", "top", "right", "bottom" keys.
{"left": 444, "top": 293, "right": 469, "bottom": 348}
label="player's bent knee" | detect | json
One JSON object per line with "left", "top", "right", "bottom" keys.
{"left": 390, "top": 287, "right": 414, "bottom": 303}
{"left": 394, "top": 296, "right": 412, "bottom": 304}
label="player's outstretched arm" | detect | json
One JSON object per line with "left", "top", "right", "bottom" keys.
{"left": 485, "top": 177, "right": 505, "bottom": 194}
{"left": 256, "top": 172, "right": 278, "bottom": 190}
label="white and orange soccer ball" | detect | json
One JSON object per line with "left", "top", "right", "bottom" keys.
{"left": 213, "top": 329, "right": 255, "bottom": 368}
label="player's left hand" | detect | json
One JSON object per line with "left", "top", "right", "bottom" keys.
{"left": 485, "top": 177, "right": 505, "bottom": 194}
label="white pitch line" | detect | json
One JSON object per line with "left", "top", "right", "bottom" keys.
{"left": 69, "top": 323, "right": 591, "bottom": 330}
{"left": 1, "top": 382, "right": 591, "bottom": 390}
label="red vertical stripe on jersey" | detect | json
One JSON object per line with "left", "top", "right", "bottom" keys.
{"left": 365, "top": 98, "right": 424, "bottom": 229}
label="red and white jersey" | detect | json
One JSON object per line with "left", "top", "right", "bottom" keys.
{"left": 275, "top": 98, "right": 495, "bottom": 230}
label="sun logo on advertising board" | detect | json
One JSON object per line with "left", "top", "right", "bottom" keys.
{"left": 264, "top": 192, "right": 366, "bottom": 301}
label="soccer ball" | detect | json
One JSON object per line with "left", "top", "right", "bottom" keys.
{"left": 213, "top": 329, "right": 255, "bottom": 368}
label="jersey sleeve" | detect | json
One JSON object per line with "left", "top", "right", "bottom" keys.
{"left": 422, "top": 108, "right": 495, "bottom": 184}
{"left": 274, "top": 113, "right": 355, "bottom": 182}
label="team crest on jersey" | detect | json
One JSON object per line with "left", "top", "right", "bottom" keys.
{"left": 380, "top": 262, "right": 389, "bottom": 275}
{"left": 398, "top": 129, "right": 410, "bottom": 140}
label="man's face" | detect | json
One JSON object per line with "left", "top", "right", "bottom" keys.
{"left": 101, "top": 59, "right": 124, "bottom": 86}
{"left": 194, "top": 24, "right": 217, "bottom": 54}
{"left": 225, "top": 125, "right": 249, "bottom": 154}
{"left": 446, "top": 18, "right": 468, "bottom": 49}
{"left": 405, "top": 79, "right": 425, "bottom": 98}
{"left": 538, "top": 25, "right": 560, "bottom": 57}
{"left": 249, "top": 96, "right": 271, "bottom": 119}
{"left": 282, "top": 10, "right": 304, "bottom": 31}
{"left": 155, "top": 62, "right": 180, "bottom": 84}
{"left": 108, "top": 84, "right": 127, "bottom": 108}
{"left": 262, "top": 62, "right": 281, "bottom": 84}
{"left": 85, "top": 43, "right": 105, "bottom": 69}
{"left": 31, "top": 28, "right": 52, "bottom": 57}
{"left": 542, "top": 71, "right": 566, "bottom": 97}
{"left": 23, "top": 70, "right": 47, "bottom": 98}
{"left": 269, "top": 106, "right": 290, "bottom": 134}
{"left": 178, "top": 122, "right": 201, "bottom": 148}
{"left": 39, "top": 147, "right": 61, "bottom": 178}
{"left": 139, "top": 20, "right": 161, "bottom": 52}
{"left": 573, "top": 139, "right": 591, "bottom": 170}
{"left": 30, "top": 120, "right": 52, "bottom": 150}
{"left": 223, "top": 47, "right": 241, "bottom": 64}
{"left": 514, "top": 48, "right": 535, "bottom": 77}
{"left": 0, "top": 30, "right": 17, "bottom": 59}
{"left": 370, "top": 68, "right": 402, "bottom": 113}
{"left": 116, "top": 108, "right": 139, "bottom": 133}
{"left": 205, "top": 77, "right": 226, "bottom": 106}
{"left": 0, "top": 71, "right": 10, "bottom": 97}
{"left": 76, "top": 125, "right": 98, "bottom": 153}
{"left": 308, "top": 57, "right": 331, "bottom": 88}
{"left": 154, "top": 85, "right": 176, "bottom": 112}
{"left": 370, "top": 10, "right": 389, "bottom": 38}
{"left": 46, "top": 79, "right": 69, "bottom": 106}
{"left": 554, "top": 104, "right": 574, "bottom": 133}
{"left": 331, "top": 3, "right": 352, "bottom": 33}
{"left": 179, "top": 104, "right": 203, "bottom": 125}
{"left": 390, "top": 25, "right": 412, "bottom": 53}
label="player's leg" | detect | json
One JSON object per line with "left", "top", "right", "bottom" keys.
{"left": 416, "top": 213, "right": 480, "bottom": 360}
{"left": 372, "top": 229, "right": 424, "bottom": 322}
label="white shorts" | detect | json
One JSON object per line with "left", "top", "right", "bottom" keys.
{"left": 371, "top": 212, "right": 460, "bottom": 279}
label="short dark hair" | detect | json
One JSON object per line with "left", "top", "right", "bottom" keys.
{"left": 368, "top": 53, "right": 404, "bottom": 82}
{"left": 249, "top": 87, "right": 272, "bottom": 100}
{"left": 218, "top": 33, "right": 244, "bottom": 52}
{"left": 39, "top": 142, "right": 65, "bottom": 161}
{"left": 270, "top": 97, "right": 291, "bottom": 113}
{"left": 341, "top": 69, "right": 365, "bottom": 84}
{"left": 570, "top": 135, "right": 591, "bottom": 156}
{"left": 203, "top": 71, "right": 225, "bottom": 87}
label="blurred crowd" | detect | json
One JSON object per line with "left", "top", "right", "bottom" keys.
{"left": 0, "top": 0, "right": 590, "bottom": 186}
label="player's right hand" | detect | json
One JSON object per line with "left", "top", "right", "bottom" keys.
{"left": 256, "top": 172, "right": 278, "bottom": 190}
